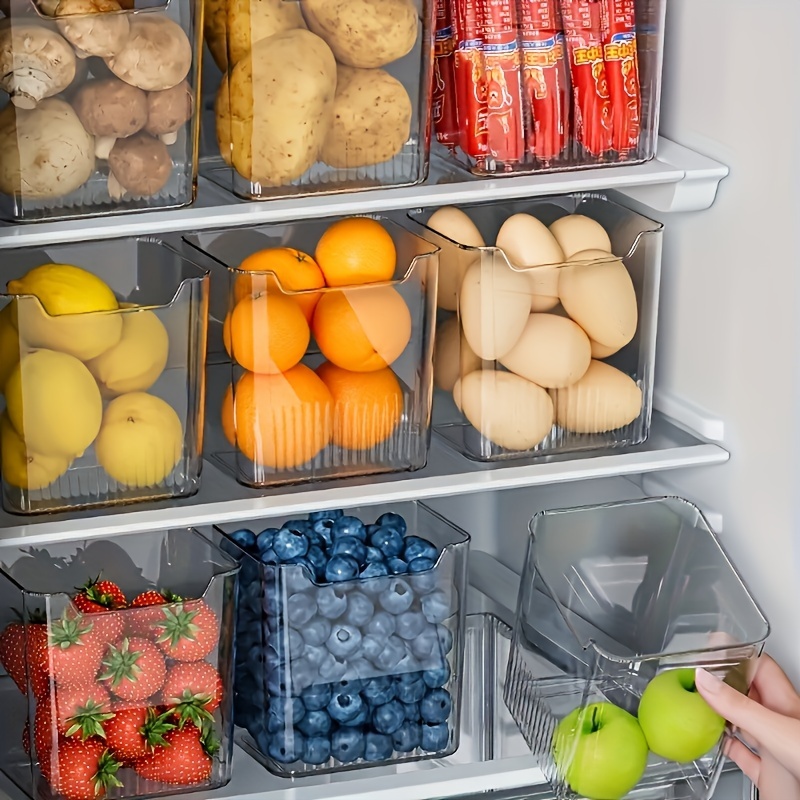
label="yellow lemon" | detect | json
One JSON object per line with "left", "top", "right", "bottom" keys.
{"left": 0, "top": 413, "right": 71, "bottom": 490}
{"left": 5, "top": 350, "right": 103, "bottom": 458}
{"left": 0, "top": 303, "right": 23, "bottom": 391}
{"left": 86, "top": 309, "right": 170, "bottom": 396}
{"left": 95, "top": 392, "right": 183, "bottom": 487}
{"left": 8, "top": 263, "right": 118, "bottom": 315}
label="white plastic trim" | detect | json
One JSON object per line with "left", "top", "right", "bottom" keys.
{"left": 654, "top": 389, "right": 726, "bottom": 442}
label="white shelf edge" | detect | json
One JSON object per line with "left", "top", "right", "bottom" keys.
{"left": 653, "top": 389, "right": 725, "bottom": 442}
{"left": 0, "top": 137, "right": 728, "bottom": 249}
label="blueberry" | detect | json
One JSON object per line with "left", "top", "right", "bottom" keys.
{"left": 282, "top": 519, "right": 310, "bottom": 534}
{"left": 297, "top": 708, "right": 332, "bottom": 737}
{"left": 407, "top": 556, "right": 437, "bottom": 574}
{"left": 343, "top": 592, "right": 374, "bottom": 628}
{"left": 306, "top": 545, "right": 328, "bottom": 577}
{"left": 395, "top": 674, "right": 426, "bottom": 704}
{"left": 403, "top": 536, "right": 438, "bottom": 563}
{"left": 311, "top": 519, "right": 335, "bottom": 548}
{"left": 326, "top": 624, "right": 362, "bottom": 658}
{"left": 309, "top": 509, "right": 344, "bottom": 523}
{"left": 331, "top": 515, "right": 367, "bottom": 542}
{"left": 325, "top": 555, "right": 360, "bottom": 583}
{"left": 376, "top": 512, "right": 407, "bottom": 536}
{"left": 421, "top": 590, "right": 452, "bottom": 624}
{"left": 230, "top": 528, "right": 257, "bottom": 551}
{"left": 247, "top": 643, "right": 267, "bottom": 671}
{"left": 437, "top": 624, "right": 454, "bottom": 655}
{"left": 359, "top": 561, "right": 389, "bottom": 584}
{"left": 364, "top": 546, "right": 385, "bottom": 564}
{"left": 316, "top": 585, "right": 348, "bottom": 619}
{"left": 287, "top": 592, "right": 317, "bottom": 627}
{"left": 339, "top": 703, "right": 370, "bottom": 728}
{"left": 362, "top": 676, "right": 396, "bottom": 706}
{"left": 300, "top": 683, "right": 332, "bottom": 711}
{"left": 379, "top": 578, "right": 415, "bottom": 615}
{"left": 364, "top": 731, "right": 393, "bottom": 762}
{"left": 370, "top": 526, "right": 405, "bottom": 558}
{"left": 327, "top": 688, "right": 364, "bottom": 724}
{"left": 394, "top": 611, "right": 426, "bottom": 640}
{"left": 392, "top": 721, "right": 422, "bottom": 753}
{"left": 266, "top": 667, "right": 290, "bottom": 697}
{"left": 332, "top": 535, "right": 367, "bottom": 565}
{"left": 372, "top": 699, "right": 405, "bottom": 734}
{"left": 268, "top": 729, "right": 305, "bottom": 763}
{"left": 267, "top": 696, "right": 305, "bottom": 731}
{"left": 273, "top": 528, "right": 310, "bottom": 561}
{"left": 366, "top": 611, "right": 396, "bottom": 639}
{"left": 387, "top": 557, "right": 408, "bottom": 575}
{"left": 256, "top": 528, "right": 279, "bottom": 552}
{"left": 421, "top": 722, "right": 450, "bottom": 753}
{"left": 420, "top": 688, "right": 451, "bottom": 724}
{"left": 301, "top": 617, "right": 332, "bottom": 647}
{"left": 279, "top": 628, "right": 306, "bottom": 660}
{"left": 301, "top": 643, "right": 327, "bottom": 668}
{"left": 318, "top": 653, "right": 348, "bottom": 682}
{"left": 403, "top": 701, "right": 420, "bottom": 721}
{"left": 409, "top": 625, "right": 441, "bottom": 663}
{"left": 423, "top": 663, "right": 451, "bottom": 688}
{"left": 285, "top": 558, "right": 317, "bottom": 587}
{"left": 288, "top": 658, "right": 317, "bottom": 692}
{"left": 303, "top": 734, "right": 332, "bottom": 765}
{"left": 371, "top": 635, "right": 406, "bottom": 672}
{"left": 331, "top": 728, "right": 365, "bottom": 763}
{"left": 395, "top": 652, "right": 420, "bottom": 674}
{"left": 335, "top": 677, "right": 364, "bottom": 693}
{"left": 358, "top": 633, "right": 387, "bottom": 662}
{"left": 258, "top": 547, "right": 280, "bottom": 565}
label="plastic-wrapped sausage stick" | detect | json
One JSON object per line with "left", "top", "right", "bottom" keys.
{"left": 433, "top": 0, "right": 460, "bottom": 148}
{"left": 453, "top": 0, "right": 489, "bottom": 159}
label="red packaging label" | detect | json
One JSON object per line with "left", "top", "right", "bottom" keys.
{"left": 602, "top": 0, "right": 640, "bottom": 154}
{"left": 519, "top": 0, "right": 570, "bottom": 161}
{"left": 453, "top": 0, "right": 489, "bottom": 158}
{"left": 433, "top": 0, "right": 460, "bottom": 148}
{"left": 559, "top": 0, "right": 613, "bottom": 156}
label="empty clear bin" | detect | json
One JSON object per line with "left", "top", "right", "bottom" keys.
{"left": 504, "top": 496, "right": 770, "bottom": 800}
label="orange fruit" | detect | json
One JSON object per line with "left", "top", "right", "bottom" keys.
{"left": 315, "top": 217, "right": 397, "bottom": 286}
{"left": 222, "top": 313, "right": 232, "bottom": 358}
{"left": 312, "top": 286, "right": 412, "bottom": 372}
{"left": 316, "top": 362, "right": 404, "bottom": 450}
{"left": 221, "top": 384, "right": 236, "bottom": 447}
{"left": 228, "top": 293, "right": 310, "bottom": 374}
{"left": 233, "top": 365, "right": 333, "bottom": 469}
{"left": 235, "top": 247, "right": 325, "bottom": 322}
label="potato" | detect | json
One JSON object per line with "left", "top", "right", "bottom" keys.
{"left": 320, "top": 64, "right": 411, "bottom": 169}
{"left": 204, "top": 0, "right": 306, "bottom": 71}
{"left": 301, "top": 0, "right": 418, "bottom": 69}
{"left": 220, "top": 29, "right": 336, "bottom": 186}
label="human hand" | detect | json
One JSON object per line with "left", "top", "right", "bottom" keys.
{"left": 695, "top": 656, "right": 800, "bottom": 800}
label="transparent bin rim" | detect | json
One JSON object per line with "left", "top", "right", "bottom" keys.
{"left": 183, "top": 216, "right": 441, "bottom": 297}
{"left": 26, "top": 0, "right": 172, "bottom": 20}
{"left": 526, "top": 495, "right": 771, "bottom": 664}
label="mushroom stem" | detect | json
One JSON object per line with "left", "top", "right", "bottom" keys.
{"left": 95, "top": 135, "right": 117, "bottom": 159}
{"left": 159, "top": 131, "right": 178, "bottom": 145}
{"left": 107, "top": 171, "right": 127, "bottom": 200}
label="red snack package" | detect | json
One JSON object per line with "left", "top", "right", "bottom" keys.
{"left": 433, "top": 0, "right": 460, "bottom": 148}
{"left": 453, "top": 0, "right": 489, "bottom": 159}
{"left": 559, "top": 0, "right": 613, "bottom": 157}
{"left": 518, "top": 0, "right": 570, "bottom": 162}
{"left": 602, "top": 0, "right": 641, "bottom": 154}
{"left": 480, "top": 0, "right": 525, "bottom": 164}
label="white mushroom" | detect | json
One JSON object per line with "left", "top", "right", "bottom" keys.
{"left": 107, "top": 131, "right": 171, "bottom": 198}
{"left": 144, "top": 79, "right": 191, "bottom": 144}
{"left": 0, "top": 21, "right": 76, "bottom": 108}
{"left": 72, "top": 76, "right": 147, "bottom": 158}
{"left": 0, "top": 98, "right": 95, "bottom": 198}
{"left": 55, "top": 0, "right": 130, "bottom": 58}
{"left": 105, "top": 15, "right": 191, "bottom": 91}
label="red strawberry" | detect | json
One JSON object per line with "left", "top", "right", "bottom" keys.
{"left": 152, "top": 601, "right": 220, "bottom": 662}
{"left": 99, "top": 638, "right": 166, "bottom": 702}
{"left": 34, "top": 699, "right": 57, "bottom": 780}
{"left": 133, "top": 724, "right": 217, "bottom": 785}
{"left": 105, "top": 704, "right": 175, "bottom": 763}
{"left": 48, "top": 614, "right": 105, "bottom": 689}
{"left": 73, "top": 577, "right": 127, "bottom": 643}
{"left": 50, "top": 738, "right": 122, "bottom": 800}
{"left": 162, "top": 661, "right": 223, "bottom": 728}
{"left": 56, "top": 684, "right": 114, "bottom": 740}
{"left": 126, "top": 589, "right": 182, "bottom": 638}
{"left": 0, "top": 619, "right": 50, "bottom": 697}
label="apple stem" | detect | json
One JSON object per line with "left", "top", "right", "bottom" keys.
{"left": 591, "top": 706, "right": 599, "bottom": 733}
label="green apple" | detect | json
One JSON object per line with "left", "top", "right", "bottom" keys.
{"left": 637, "top": 668, "right": 726, "bottom": 763}
{"left": 552, "top": 701, "right": 649, "bottom": 800}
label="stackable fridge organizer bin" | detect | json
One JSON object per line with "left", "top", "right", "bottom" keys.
{"left": 504, "top": 496, "right": 770, "bottom": 800}
{"left": 216, "top": 501, "right": 469, "bottom": 777}
{"left": 0, "top": 0, "right": 203, "bottom": 222}
{"left": 200, "top": 0, "right": 434, "bottom": 200}
{"left": 434, "top": 0, "right": 666, "bottom": 177}
{"left": 184, "top": 216, "right": 438, "bottom": 489}
{"left": 0, "top": 237, "right": 209, "bottom": 514}
{"left": 0, "top": 528, "right": 239, "bottom": 800}
{"left": 409, "top": 193, "right": 663, "bottom": 462}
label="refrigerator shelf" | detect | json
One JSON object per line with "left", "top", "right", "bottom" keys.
{"left": 0, "top": 412, "right": 728, "bottom": 546}
{"left": 0, "top": 139, "right": 727, "bottom": 251}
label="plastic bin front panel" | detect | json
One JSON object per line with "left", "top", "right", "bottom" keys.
{"left": 504, "top": 496, "right": 770, "bottom": 800}
{"left": 0, "top": 528, "right": 239, "bottom": 800}
{"left": 0, "top": 238, "right": 209, "bottom": 513}
{"left": 0, "top": 0, "right": 202, "bottom": 222}
{"left": 432, "top": 0, "right": 666, "bottom": 177}
{"left": 217, "top": 501, "right": 469, "bottom": 776}
{"left": 410, "top": 194, "right": 662, "bottom": 461}
{"left": 184, "top": 217, "right": 438, "bottom": 488}
{"left": 200, "top": 0, "right": 434, "bottom": 200}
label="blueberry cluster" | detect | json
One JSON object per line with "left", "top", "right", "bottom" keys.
{"left": 227, "top": 509, "right": 458, "bottom": 771}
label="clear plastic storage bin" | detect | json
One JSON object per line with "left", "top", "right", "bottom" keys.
{"left": 0, "top": 0, "right": 202, "bottom": 222}
{"left": 504, "top": 497, "right": 770, "bottom": 800}
{"left": 217, "top": 502, "right": 469, "bottom": 776}
{"left": 184, "top": 216, "right": 438, "bottom": 488}
{"left": 200, "top": 0, "right": 434, "bottom": 199}
{"left": 0, "top": 237, "right": 209, "bottom": 513}
{"left": 409, "top": 194, "right": 662, "bottom": 461}
{"left": 0, "top": 528, "right": 239, "bottom": 800}
{"left": 432, "top": 0, "right": 666, "bottom": 177}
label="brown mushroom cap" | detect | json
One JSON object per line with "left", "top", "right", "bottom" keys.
{"left": 55, "top": 0, "right": 130, "bottom": 58}
{"left": 108, "top": 131, "right": 171, "bottom": 196}
{"left": 144, "top": 79, "right": 192, "bottom": 136}
{"left": 72, "top": 77, "right": 147, "bottom": 137}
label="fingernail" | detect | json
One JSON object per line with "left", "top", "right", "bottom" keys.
{"left": 695, "top": 667, "right": 723, "bottom": 693}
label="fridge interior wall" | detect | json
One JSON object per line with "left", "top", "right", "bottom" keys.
{"left": 648, "top": 0, "right": 800, "bottom": 685}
